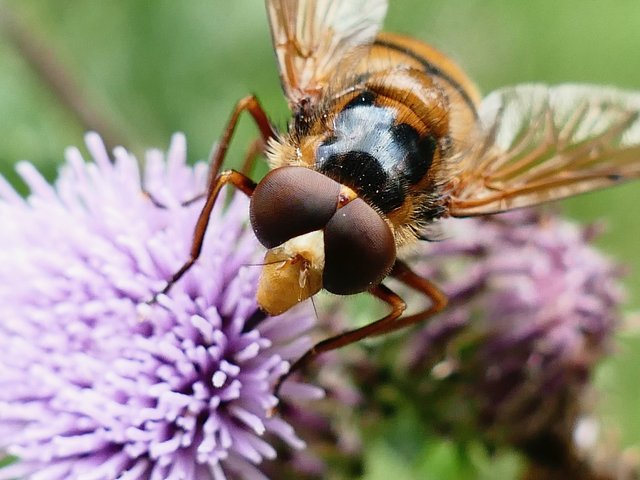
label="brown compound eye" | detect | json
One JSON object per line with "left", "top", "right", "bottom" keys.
{"left": 323, "top": 198, "right": 396, "bottom": 295}
{"left": 250, "top": 166, "right": 341, "bottom": 248}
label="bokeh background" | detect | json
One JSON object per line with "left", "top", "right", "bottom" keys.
{"left": 0, "top": 1, "right": 639, "bottom": 478}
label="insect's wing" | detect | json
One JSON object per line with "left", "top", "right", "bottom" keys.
{"left": 448, "top": 84, "right": 640, "bottom": 217}
{"left": 265, "top": 0, "right": 388, "bottom": 108}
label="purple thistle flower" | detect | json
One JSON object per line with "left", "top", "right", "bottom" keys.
{"left": 0, "top": 133, "right": 322, "bottom": 480}
{"left": 402, "top": 210, "right": 622, "bottom": 446}
{"left": 307, "top": 209, "right": 623, "bottom": 477}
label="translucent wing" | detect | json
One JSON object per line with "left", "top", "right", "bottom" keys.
{"left": 265, "top": 0, "right": 388, "bottom": 108}
{"left": 448, "top": 84, "right": 640, "bottom": 217}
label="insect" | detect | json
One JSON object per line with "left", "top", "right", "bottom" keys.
{"left": 155, "top": 0, "right": 640, "bottom": 394}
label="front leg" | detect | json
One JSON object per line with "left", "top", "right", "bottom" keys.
{"left": 273, "top": 261, "right": 448, "bottom": 397}
{"left": 148, "top": 170, "right": 256, "bottom": 303}
{"left": 143, "top": 94, "right": 275, "bottom": 208}
{"left": 146, "top": 94, "right": 275, "bottom": 301}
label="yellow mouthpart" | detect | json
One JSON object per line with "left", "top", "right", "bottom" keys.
{"left": 256, "top": 231, "right": 324, "bottom": 315}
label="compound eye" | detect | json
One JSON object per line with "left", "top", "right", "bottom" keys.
{"left": 323, "top": 198, "right": 396, "bottom": 295}
{"left": 250, "top": 166, "right": 341, "bottom": 248}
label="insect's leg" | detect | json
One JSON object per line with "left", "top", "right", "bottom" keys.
{"left": 273, "top": 261, "right": 448, "bottom": 397}
{"left": 273, "top": 284, "right": 405, "bottom": 398}
{"left": 147, "top": 169, "right": 257, "bottom": 303}
{"left": 143, "top": 95, "right": 275, "bottom": 208}
{"left": 208, "top": 95, "right": 275, "bottom": 180}
{"left": 177, "top": 137, "right": 266, "bottom": 208}
{"left": 369, "top": 260, "right": 448, "bottom": 336}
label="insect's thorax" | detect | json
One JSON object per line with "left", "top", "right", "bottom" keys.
{"left": 267, "top": 35, "right": 481, "bottom": 245}
{"left": 313, "top": 85, "right": 443, "bottom": 217}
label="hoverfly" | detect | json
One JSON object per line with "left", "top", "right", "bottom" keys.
{"left": 156, "top": 0, "right": 640, "bottom": 394}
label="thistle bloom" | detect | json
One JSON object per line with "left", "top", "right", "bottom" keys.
{"left": 0, "top": 133, "right": 321, "bottom": 480}
{"left": 402, "top": 210, "right": 622, "bottom": 447}
{"left": 313, "top": 209, "right": 623, "bottom": 478}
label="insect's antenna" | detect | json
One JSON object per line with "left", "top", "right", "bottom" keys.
{"left": 310, "top": 295, "right": 320, "bottom": 324}
{"left": 242, "top": 259, "right": 284, "bottom": 268}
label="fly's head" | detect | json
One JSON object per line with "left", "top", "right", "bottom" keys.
{"left": 249, "top": 166, "right": 396, "bottom": 315}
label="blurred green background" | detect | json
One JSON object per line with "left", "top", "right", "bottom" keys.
{"left": 1, "top": 1, "right": 639, "bottom": 478}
